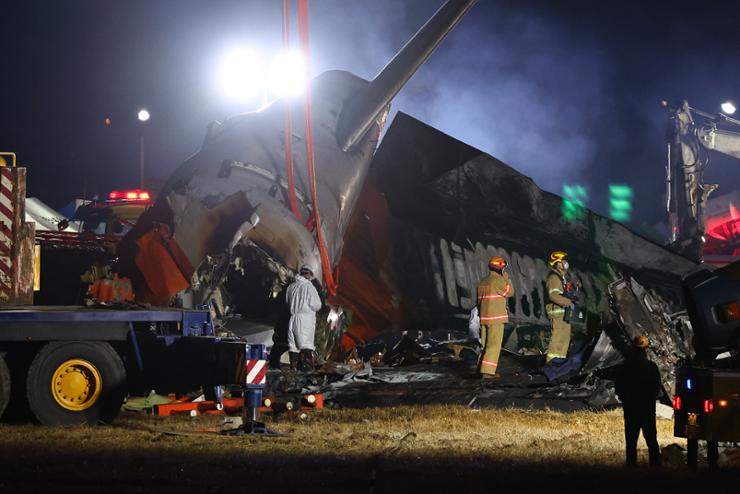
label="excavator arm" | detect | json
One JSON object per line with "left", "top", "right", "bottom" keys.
{"left": 666, "top": 100, "right": 740, "bottom": 260}
{"left": 696, "top": 126, "right": 740, "bottom": 160}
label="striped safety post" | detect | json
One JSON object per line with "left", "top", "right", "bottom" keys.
{"left": 244, "top": 344, "right": 267, "bottom": 423}
{"left": 0, "top": 166, "right": 15, "bottom": 301}
{"left": 222, "top": 343, "right": 276, "bottom": 436}
{"left": 0, "top": 155, "right": 27, "bottom": 304}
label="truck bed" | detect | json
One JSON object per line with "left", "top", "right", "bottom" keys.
{"left": 0, "top": 305, "right": 213, "bottom": 340}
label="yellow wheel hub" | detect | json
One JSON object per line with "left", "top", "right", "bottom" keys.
{"left": 51, "top": 359, "right": 102, "bottom": 411}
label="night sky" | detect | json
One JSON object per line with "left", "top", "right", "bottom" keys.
{"left": 3, "top": 0, "right": 740, "bottom": 230}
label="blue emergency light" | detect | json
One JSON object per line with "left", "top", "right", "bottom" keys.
{"left": 686, "top": 378, "right": 693, "bottom": 390}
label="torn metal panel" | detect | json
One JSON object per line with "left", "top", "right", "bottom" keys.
{"left": 168, "top": 192, "right": 256, "bottom": 273}
{"left": 580, "top": 330, "right": 624, "bottom": 375}
{"left": 608, "top": 276, "right": 694, "bottom": 398}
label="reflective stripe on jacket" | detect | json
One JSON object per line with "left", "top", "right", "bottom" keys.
{"left": 477, "top": 271, "right": 514, "bottom": 323}
{"left": 545, "top": 270, "right": 571, "bottom": 318}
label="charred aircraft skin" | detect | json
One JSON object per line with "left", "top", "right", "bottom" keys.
{"left": 333, "top": 113, "right": 698, "bottom": 379}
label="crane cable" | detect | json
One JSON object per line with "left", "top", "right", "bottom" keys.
{"left": 282, "top": 0, "right": 301, "bottom": 219}
{"left": 297, "top": 0, "right": 337, "bottom": 296}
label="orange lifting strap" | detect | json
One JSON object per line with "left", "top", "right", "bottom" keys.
{"left": 296, "top": 0, "right": 337, "bottom": 296}
{"left": 282, "top": 0, "right": 301, "bottom": 220}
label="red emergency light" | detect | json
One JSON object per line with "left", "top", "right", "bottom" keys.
{"left": 672, "top": 396, "right": 682, "bottom": 411}
{"left": 108, "top": 189, "right": 151, "bottom": 202}
{"left": 704, "top": 399, "right": 714, "bottom": 414}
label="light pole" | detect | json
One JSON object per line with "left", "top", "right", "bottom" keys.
{"left": 137, "top": 108, "right": 150, "bottom": 189}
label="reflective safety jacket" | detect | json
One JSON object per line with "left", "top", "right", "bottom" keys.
{"left": 546, "top": 269, "right": 572, "bottom": 318}
{"left": 477, "top": 271, "right": 514, "bottom": 324}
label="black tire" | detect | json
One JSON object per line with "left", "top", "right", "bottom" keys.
{"left": 26, "top": 341, "right": 126, "bottom": 425}
{"left": 2, "top": 347, "right": 35, "bottom": 422}
{"left": 0, "top": 355, "right": 10, "bottom": 420}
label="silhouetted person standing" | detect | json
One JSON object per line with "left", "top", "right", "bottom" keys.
{"left": 615, "top": 335, "right": 662, "bottom": 467}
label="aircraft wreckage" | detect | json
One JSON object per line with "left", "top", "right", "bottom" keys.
{"left": 313, "top": 112, "right": 699, "bottom": 408}
{"left": 109, "top": 0, "right": 699, "bottom": 409}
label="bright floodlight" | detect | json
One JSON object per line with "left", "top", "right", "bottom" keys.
{"left": 721, "top": 101, "right": 736, "bottom": 115}
{"left": 269, "top": 51, "right": 305, "bottom": 98}
{"left": 137, "top": 109, "right": 150, "bottom": 122}
{"left": 219, "top": 47, "right": 263, "bottom": 102}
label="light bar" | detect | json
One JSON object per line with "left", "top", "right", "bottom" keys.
{"left": 108, "top": 189, "right": 153, "bottom": 201}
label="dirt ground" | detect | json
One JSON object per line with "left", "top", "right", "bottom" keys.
{"left": 0, "top": 406, "right": 738, "bottom": 493}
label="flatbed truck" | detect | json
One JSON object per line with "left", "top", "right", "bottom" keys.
{"left": 0, "top": 305, "right": 265, "bottom": 425}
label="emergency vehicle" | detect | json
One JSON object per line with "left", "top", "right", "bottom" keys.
{"left": 673, "top": 260, "right": 740, "bottom": 468}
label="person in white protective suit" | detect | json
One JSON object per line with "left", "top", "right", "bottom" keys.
{"left": 286, "top": 264, "right": 323, "bottom": 371}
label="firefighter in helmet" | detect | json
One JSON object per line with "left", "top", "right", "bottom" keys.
{"left": 545, "top": 250, "right": 575, "bottom": 363}
{"left": 476, "top": 255, "right": 515, "bottom": 380}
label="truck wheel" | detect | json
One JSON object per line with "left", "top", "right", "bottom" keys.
{"left": 0, "top": 355, "right": 10, "bottom": 420}
{"left": 26, "top": 341, "right": 126, "bottom": 425}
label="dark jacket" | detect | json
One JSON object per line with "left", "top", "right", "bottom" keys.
{"left": 615, "top": 349, "right": 662, "bottom": 407}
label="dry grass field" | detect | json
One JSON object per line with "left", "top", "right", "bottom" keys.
{"left": 0, "top": 406, "right": 737, "bottom": 493}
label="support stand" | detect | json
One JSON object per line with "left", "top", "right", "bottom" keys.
{"left": 221, "top": 386, "right": 278, "bottom": 436}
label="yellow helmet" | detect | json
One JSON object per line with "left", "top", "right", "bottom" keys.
{"left": 548, "top": 250, "right": 568, "bottom": 267}
{"left": 633, "top": 335, "right": 650, "bottom": 348}
{"left": 0, "top": 155, "right": 6, "bottom": 167}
